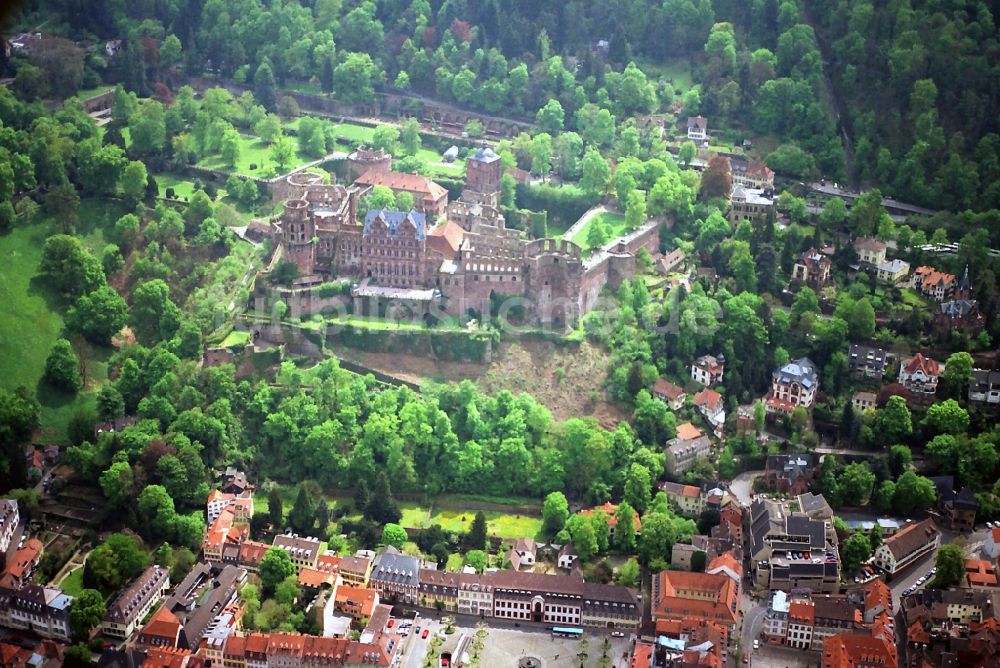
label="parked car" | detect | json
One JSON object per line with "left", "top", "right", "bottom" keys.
{"left": 388, "top": 619, "right": 395, "bottom": 628}
{"left": 753, "top": 640, "right": 759, "bottom": 650}
{"left": 422, "top": 629, "right": 430, "bottom": 639}
{"left": 610, "top": 631, "right": 624, "bottom": 638}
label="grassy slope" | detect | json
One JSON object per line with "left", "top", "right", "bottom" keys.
{"left": 568, "top": 211, "right": 631, "bottom": 250}
{"left": 0, "top": 200, "right": 127, "bottom": 443}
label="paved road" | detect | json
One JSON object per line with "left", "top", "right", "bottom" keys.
{"left": 730, "top": 471, "right": 763, "bottom": 506}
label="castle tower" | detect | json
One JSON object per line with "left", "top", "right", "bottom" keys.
{"left": 281, "top": 199, "right": 316, "bottom": 275}
{"left": 465, "top": 143, "right": 502, "bottom": 195}
{"left": 347, "top": 146, "right": 392, "bottom": 182}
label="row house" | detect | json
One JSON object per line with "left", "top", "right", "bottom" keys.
{"left": 898, "top": 353, "right": 940, "bottom": 395}
{"left": 456, "top": 573, "right": 493, "bottom": 617}
{"left": 765, "top": 357, "right": 819, "bottom": 414}
{"left": 206, "top": 489, "right": 253, "bottom": 525}
{"left": 0, "top": 584, "right": 72, "bottom": 641}
{"left": 203, "top": 508, "right": 247, "bottom": 563}
{"left": 418, "top": 569, "right": 459, "bottom": 612}
{"left": 691, "top": 355, "right": 725, "bottom": 387}
{"left": 272, "top": 534, "right": 323, "bottom": 571}
{"left": 872, "top": 519, "right": 939, "bottom": 577}
{"left": 0, "top": 500, "right": 19, "bottom": 566}
{"left": 0, "top": 538, "right": 42, "bottom": 589}
{"left": 101, "top": 565, "right": 170, "bottom": 640}
{"left": 339, "top": 555, "right": 374, "bottom": 587}
{"left": 369, "top": 549, "right": 420, "bottom": 605}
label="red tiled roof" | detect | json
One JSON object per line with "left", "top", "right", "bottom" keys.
{"left": 653, "top": 379, "right": 685, "bottom": 401}
{"left": 298, "top": 567, "right": 336, "bottom": 588}
{"left": 707, "top": 551, "right": 743, "bottom": 579}
{"left": 140, "top": 606, "right": 182, "bottom": 646}
{"left": 630, "top": 642, "right": 655, "bottom": 668}
{"left": 651, "top": 570, "right": 738, "bottom": 626}
{"left": 883, "top": 519, "right": 938, "bottom": 561}
{"left": 335, "top": 584, "right": 379, "bottom": 617}
{"left": 426, "top": 221, "right": 464, "bottom": 257}
{"left": 676, "top": 422, "right": 704, "bottom": 440}
{"left": 355, "top": 170, "right": 447, "bottom": 203}
{"left": 965, "top": 559, "right": 998, "bottom": 587}
{"left": 239, "top": 540, "right": 270, "bottom": 566}
{"left": 915, "top": 266, "right": 955, "bottom": 288}
{"left": 822, "top": 632, "right": 897, "bottom": 668}
{"left": 903, "top": 353, "right": 940, "bottom": 377}
{"left": 579, "top": 502, "right": 642, "bottom": 532}
{"left": 693, "top": 388, "right": 722, "bottom": 413}
{"left": 789, "top": 600, "right": 815, "bottom": 625}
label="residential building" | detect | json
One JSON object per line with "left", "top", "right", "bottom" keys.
{"left": 686, "top": 116, "right": 708, "bottom": 145}
{"left": 728, "top": 185, "right": 775, "bottom": 224}
{"left": 902, "top": 586, "right": 992, "bottom": 626}
{"left": 705, "top": 552, "right": 742, "bottom": 603}
{"left": 418, "top": 569, "right": 458, "bottom": 612}
{"left": 822, "top": 632, "right": 897, "bottom": 668}
{"left": 764, "top": 590, "right": 791, "bottom": 644}
{"left": 581, "top": 582, "right": 642, "bottom": 629}
{"left": 792, "top": 249, "right": 832, "bottom": 288}
{"left": 898, "top": 353, "right": 940, "bottom": 395}
{"left": 929, "top": 476, "right": 979, "bottom": 532}
{"left": 665, "top": 423, "right": 712, "bottom": 475}
{"left": 156, "top": 562, "right": 247, "bottom": 650}
{"left": 670, "top": 543, "right": 700, "bottom": 570}
{"left": 203, "top": 508, "right": 247, "bottom": 563}
{"left": 206, "top": 489, "right": 253, "bottom": 525}
{"left": 102, "top": 566, "right": 170, "bottom": 640}
{"left": 853, "top": 237, "right": 887, "bottom": 266}
{"left": 334, "top": 584, "right": 379, "bottom": 619}
{"left": 652, "top": 379, "right": 686, "bottom": 410}
{"left": 786, "top": 600, "right": 816, "bottom": 649}
{"left": 875, "top": 258, "right": 910, "bottom": 283}
{"left": 747, "top": 497, "right": 840, "bottom": 593}
{"left": 557, "top": 544, "right": 578, "bottom": 570}
{"left": 0, "top": 538, "right": 42, "bottom": 589}
{"left": 872, "top": 519, "right": 939, "bottom": 576}
{"left": 456, "top": 573, "right": 493, "bottom": 617}
{"left": 237, "top": 540, "right": 270, "bottom": 571}
{"left": 692, "top": 388, "right": 725, "bottom": 436}
{"left": 219, "top": 469, "right": 253, "bottom": 496}
{"left": 369, "top": 549, "right": 420, "bottom": 605}
{"left": 731, "top": 159, "right": 775, "bottom": 189}
{"left": 0, "top": 584, "right": 72, "bottom": 641}
{"left": 851, "top": 391, "right": 876, "bottom": 413}
{"left": 339, "top": 555, "right": 374, "bottom": 587}
{"left": 137, "top": 606, "right": 184, "bottom": 648}
{"left": 0, "top": 500, "right": 19, "bottom": 568}
{"left": 650, "top": 569, "right": 738, "bottom": 627}
{"left": 504, "top": 538, "right": 536, "bottom": 571}
{"left": 354, "top": 170, "right": 449, "bottom": 219}
{"left": 913, "top": 265, "right": 956, "bottom": 301}
{"left": 660, "top": 482, "right": 706, "bottom": 517}
{"left": 965, "top": 559, "right": 998, "bottom": 588}
{"left": 969, "top": 368, "right": 1000, "bottom": 404}
{"left": 985, "top": 527, "right": 1000, "bottom": 559}
{"left": 847, "top": 344, "right": 888, "bottom": 378}
{"left": 765, "top": 357, "right": 819, "bottom": 413}
{"left": 691, "top": 355, "right": 725, "bottom": 387}
{"left": 272, "top": 534, "right": 322, "bottom": 571}
{"left": 578, "top": 501, "right": 642, "bottom": 537}
{"left": 656, "top": 248, "right": 685, "bottom": 275}
{"left": 653, "top": 617, "right": 730, "bottom": 668}
{"left": 936, "top": 266, "right": 984, "bottom": 337}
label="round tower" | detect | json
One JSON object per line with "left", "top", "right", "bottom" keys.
{"left": 347, "top": 146, "right": 392, "bottom": 181}
{"left": 281, "top": 199, "right": 316, "bottom": 275}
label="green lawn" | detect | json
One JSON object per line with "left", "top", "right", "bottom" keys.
{"left": 197, "top": 133, "right": 316, "bottom": 177}
{"left": 305, "top": 314, "right": 467, "bottom": 332}
{"left": 155, "top": 172, "right": 229, "bottom": 202}
{"left": 59, "top": 567, "right": 86, "bottom": 597}
{"left": 0, "top": 201, "right": 124, "bottom": 442}
{"left": 329, "top": 123, "right": 377, "bottom": 143}
{"left": 399, "top": 503, "right": 543, "bottom": 540}
{"left": 569, "top": 212, "right": 632, "bottom": 251}
{"left": 218, "top": 330, "right": 251, "bottom": 348}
